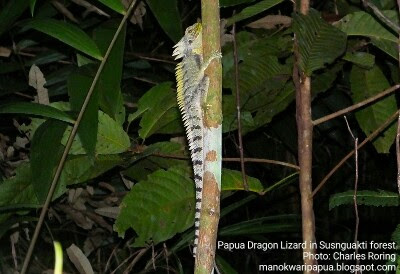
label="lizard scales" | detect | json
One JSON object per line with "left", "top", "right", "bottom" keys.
{"left": 172, "top": 22, "right": 221, "bottom": 257}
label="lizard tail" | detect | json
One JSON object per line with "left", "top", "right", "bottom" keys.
{"left": 187, "top": 110, "right": 204, "bottom": 257}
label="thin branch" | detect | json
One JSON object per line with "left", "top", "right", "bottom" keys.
{"left": 232, "top": 15, "right": 248, "bottom": 191}
{"left": 312, "top": 109, "right": 400, "bottom": 197}
{"left": 362, "top": 0, "right": 400, "bottom": 33}
{"left": 151, "top": 153, "right": 300, "bottom": 170}
{"left": 20, "top": 2, "right": 138, "bottom": 273}
{"left": 344, "top": 117, "right": 360, "bottom": 273}
{"left": 313, "top": 84, "right": 400, "bottom": 126}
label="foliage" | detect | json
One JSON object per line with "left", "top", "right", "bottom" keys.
{"left": 329, "top": 190, "right": 399, "bottom": 210}
{"left": 0, "top": 0, "right": 399, "bottom": 272}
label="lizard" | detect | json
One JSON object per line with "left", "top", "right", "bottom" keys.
{"left": 172, "top": 22, "right": 221, "bottom": 257}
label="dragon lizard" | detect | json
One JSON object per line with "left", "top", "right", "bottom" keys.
{"left": 172, "top": 22, "right": 221, "bottom": 257}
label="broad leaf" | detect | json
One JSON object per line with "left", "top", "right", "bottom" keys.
{"left": 222, "top": 169, "right": 263, "bottom": 192}
{"left": 337, "top": 11, "right": 398, "bottom": 60}
{"left": 62, "top": 111, "right": 130, "bottom": 155}
{"left": 226, "top": 0, "right": 284, "bottom": 26}
{"left": 0, "top": 0, "right": 29, "bottom": 36}
{"left": 93, "top": 20, "right": 126, "bottom": 120}
{"left": 0, "top": 154, "right": 123, "bottom": 224}
{"left": 29, "top": 19, "right": 102, "bottom": 60}
{"left": 133, "top": 82, "right": 183, "bottom": 139}
{"left": 350, "top": 65, "right": 397, "bottom": 153}
{"left": 0, "top": 102, "right": 74, "bottom": 123}
{"left": 293, "top": 9, "right": 347, "bottom": 75}
{"left": 146, "top": 0, "right": 182, "bottom": 43}
{"left": 31, "top": 119, "right": 67, "bottom": 203}
{"left": 96, "top": 0, "right": 125, "bottom": 14}
{"left": 68, "top": 67, "right": 99, "bottom": 159}
{"left": 329, "top": 190, "right": 399, "bottom": 210}
{"left": 0, "top": 164, "right": 38, "bottom": 224}
{"left": 337, "top": 11, "right": 397, "bottom": 43}
{"left": 115, "top": 166, "right": 195, "bottom": 246}
{"left": 342, "top": 52, "right": 375, "bottom": 69}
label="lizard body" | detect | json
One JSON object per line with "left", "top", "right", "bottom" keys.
{"left": 172, "top": 23, "right": 221, "bottom": 257}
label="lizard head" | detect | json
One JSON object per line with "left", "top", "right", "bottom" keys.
{"left": 172, "top": 23, "right": 202, "bottom": 60}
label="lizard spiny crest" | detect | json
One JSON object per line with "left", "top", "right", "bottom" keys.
{"left": 173, "top": 22, "right": 205, "bottom": 257}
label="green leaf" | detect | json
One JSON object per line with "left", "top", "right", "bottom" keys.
{"left": 96, "top": 0, "right": 125, "bottom": 14}
{"left": 216, "top": 255, "right": 239, "bottom": 274}
{"left": 226, "top": 0, "right": 284, "bottom": 26}
{"left": 0, "top": 164, "right": 38, "bottom": 224}
{"left": 29, "top": 19, "right": 102, "bottom": 60}
{"left": 68, "top": 68, "right": 99, "bottom": 158}
{"left": 337, "top": 11, "right": 397, "bottom": 43}
{"left": 136, "top": 82, "right": 183, "bottom": 139}
{"left": 0, "top": 102, "right": 74, "bottom": 123}
{"left": 0, "top": 155, "right": 123, "bottom": 224}
{"left": 342, "top": 52, "right": 375, "bottom": 68}
{"left": 329, "top": 190, "right": 399, "bottom": 210}
{"left": 146, "top": 0, "right": 182, "bottom": 43}
{"left": 391, "top": 224, "right": 400, "bottom": 247}
{"left": 30, "top": 0, "right": 37, "bottom": 16}
{"left": 122, "top": 141, "right": 188, "bottom": 181}
{"left": 371, "top": 38, "right": 398, "bottom": 61}
{"left": 93, "top": 19, "right": 126, "bottom": 119}
{"left": 293, "top": 9, "right": 347, "bottom": 75}
{"left": 311, "top": 63, "right": 343, "bottom": 95}
{"left": 220, "top": 0, "right": 256, "bottom": 7}
{"left": 0, "top": 0, "right": 29, "bottom": 36}
{"left": 350, "top": 65, "right": 397, "bottom": 153}
{"left": 114, "top": 166, "right": 195, "bottom": 246}
{"left": 31, "top": 120, "right": 67, "bottom": 203}
{"left": 219, "top": 215, "right": 300, "bottom": 236}
{"left": 62, "top": 111, "right": 130, "bottom": 155}
{"left": 222, "top": 169, "right": 263, "bottom": 192}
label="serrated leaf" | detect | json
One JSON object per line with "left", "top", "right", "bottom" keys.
{"left": 136, "top": 82, "right": 183, "bottom": 139}
{"left": 293, "top": 9, "right": 347, "bottom": 76}
{"left": 226, "top": 0, "right": 284, "bottom": 26}
{"left": 342, "top": 52, "right": 375, "bottom": 68}
{"left": 329, "top": 190, "right": 399, "bottom": 210}
{"left": 93, "top": 20, "right": 126, "bottom": 120}
{"left": 29, "top": 19, "right": 102, "bottom": 60}
{"left": 146, "top": 0, "right": 182, "bottom": 43}
{"left": 62, "top": 111, "right": 130, "bottom": 155}
{"left": 222, "top": 168, "right": 263, "bottom": 192}
{"left": 96, "top": 0, "right": 125, "bottom": 14}
{"left": 0, "top": 0, "right": 29, "bottom": 36}
{"left": 350, "top": 65, "right": 397, "bottom": 153}
{"left": 31, "top": 120, "right": 67, "bottom": 203}
{"left": 114, "top": 166, "right": 195, "bottom": 246}
{"left": 0, "top": 102, "right": 74, "bottom": 123}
